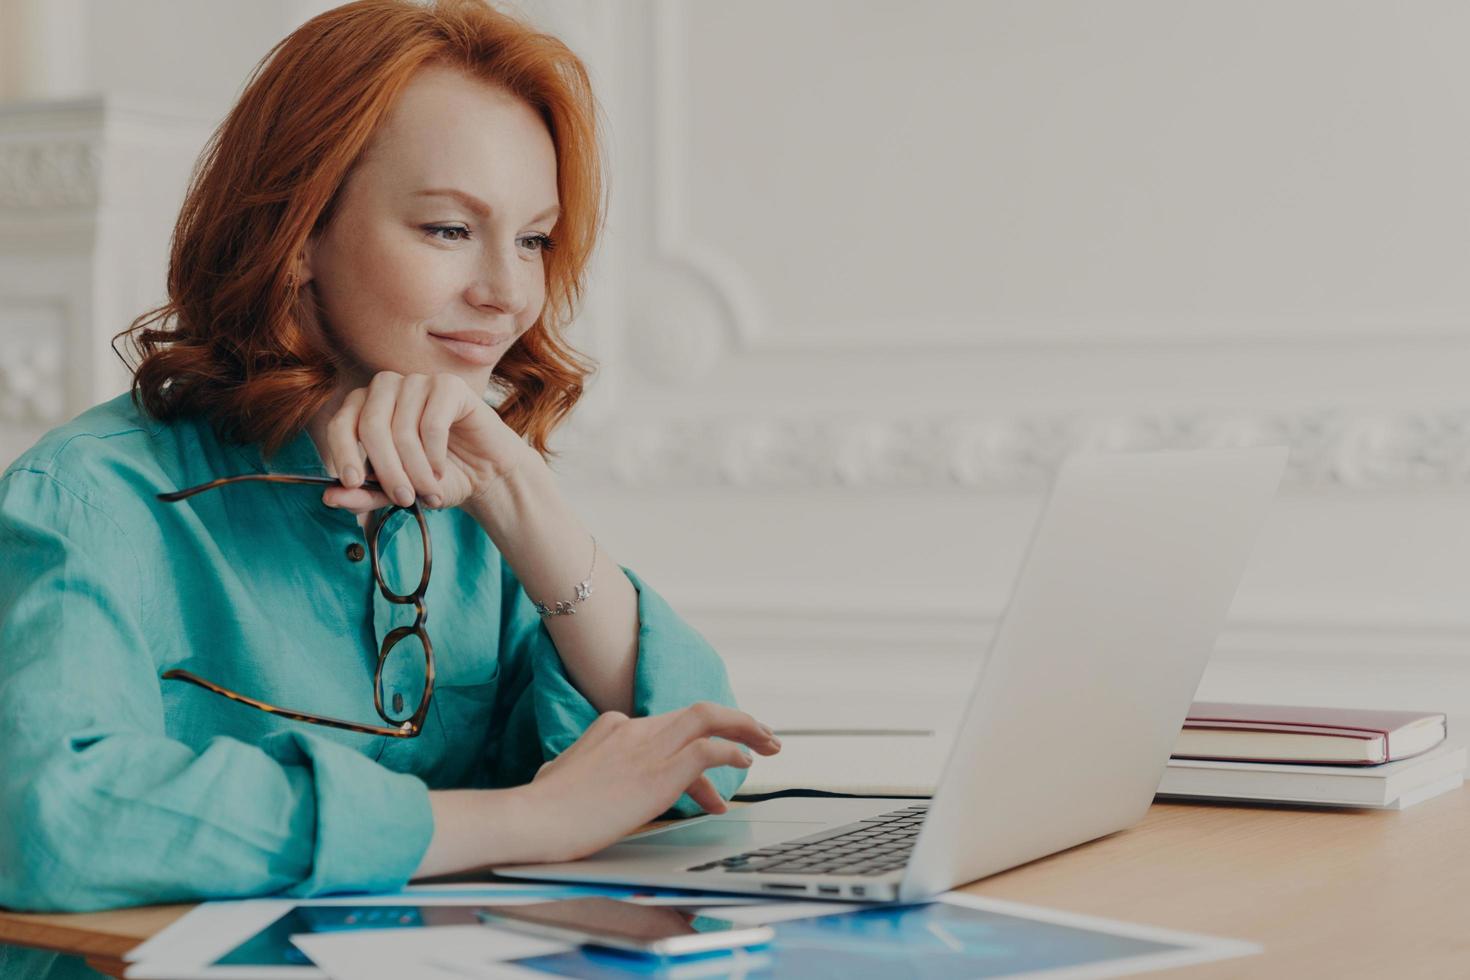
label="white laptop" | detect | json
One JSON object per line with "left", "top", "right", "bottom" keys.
{"left": 495, "top": 447, "right": 1288, "bottom": 903}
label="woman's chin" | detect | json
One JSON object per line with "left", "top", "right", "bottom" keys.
{"left": 339, "top": 364, "right": 494, "bottom": 404}
{"left": 453, "top": 364, "right": 500, "bottom": 398}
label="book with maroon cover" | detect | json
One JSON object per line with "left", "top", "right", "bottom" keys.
{"left": 1171, "top": 702, "right": 1447, "bottom": 766}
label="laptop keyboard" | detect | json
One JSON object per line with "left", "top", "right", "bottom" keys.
{"left": 685, "top": 803, "right": 929, "bottom": 877}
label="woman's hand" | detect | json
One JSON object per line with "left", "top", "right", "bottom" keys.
{"left": 318, "top": 371, "right": 535, "bottom": 515}
{"left": 523, "top": 701, "right": 783, "bottom": 863}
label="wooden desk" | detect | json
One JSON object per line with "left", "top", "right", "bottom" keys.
{"left": 4, "top": 790, "right": 1468, "bottom": 978}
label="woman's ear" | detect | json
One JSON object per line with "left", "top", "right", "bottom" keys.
{"left": 297, "top": 238, "right": 316, "bottom": 285}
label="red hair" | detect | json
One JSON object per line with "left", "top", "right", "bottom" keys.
{"left": 115, "top": 0, "right": 603, "bottom": 460}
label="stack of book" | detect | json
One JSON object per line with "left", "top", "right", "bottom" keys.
{"left": 1160, "top": 703, "right": 1465, "bottom": 809}
{"left": 738, "top": 705, "right": 1466, "bottom": 811}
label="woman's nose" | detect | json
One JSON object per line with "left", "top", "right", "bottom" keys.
{"left": 467, "top": 249, "right": 527, "bottom": 315}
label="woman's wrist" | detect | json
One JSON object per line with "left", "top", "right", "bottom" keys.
{"left": 410, "top": 785, "right": 557, "bottom": 880}
{"left": 461, "top": 442, "right": 548, "bottom": 536}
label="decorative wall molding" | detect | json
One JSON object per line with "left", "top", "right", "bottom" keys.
{"left": 752, "top": 318, "right": 1470, "bottom": 353}
{"left": 642, "top": 0, "right": 761, "bottom": 363}
{"left": 0, "top": 137, "right": 99, "bottom": 209}
{"left": 0, "top": 96, "right": 213, "bottom": 216}
{"left": 0, "top": 299, "right": 66, "bottom": 423}
{"left": 645, "top": 3, "right": 1470, "bottom": 355}
{"left": 0, "top": 97, "right": 213, "bottom": 436}
{"left": 563, "top": 407, "right": 1470, "bottom": 491}
{"left": 678, "top": 593, "right": 1470, "bottom": 664}
{"left": 626, "top": 265, "right": 726, "bottom": 384}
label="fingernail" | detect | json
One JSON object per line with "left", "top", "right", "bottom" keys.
{"left": 395, "top": 485, "right": 415, "bottom": 506}
{"left": 425, "top": 494, "right": 443, "bottom": 508}
{"left": 343, "top": 466, "right": 360, "bottom": 486}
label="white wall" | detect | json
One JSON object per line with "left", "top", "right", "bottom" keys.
{"left": 549, "top": 0, "right": 1470, "bottom": 728}
{"left": 3, "top": 1, "right": 1469, "bottom": 730}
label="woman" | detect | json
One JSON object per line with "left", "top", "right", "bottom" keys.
{"left": 0, "top": 0, "right": 778, "bottom": 972}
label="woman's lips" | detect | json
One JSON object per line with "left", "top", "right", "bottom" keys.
{"left": 430, "top": 332, "right": 510, "bottom": 366}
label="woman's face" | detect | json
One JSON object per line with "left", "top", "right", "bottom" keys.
{"left": 303, "top": 65, "right": 560, "bottom": 392}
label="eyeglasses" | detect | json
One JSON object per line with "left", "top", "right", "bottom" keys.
{"left": 156, "top": 473, "right": 434, "bottom": 738}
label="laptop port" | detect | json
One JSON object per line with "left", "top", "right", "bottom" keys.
{"left": 817, "top": 885, "right": 840, "bottom": 895}
{"left": 851, "top": 886, "right": 867, "bottom": 897}
{"left": 762, "top": 883, "right": 808, "bottom": 892}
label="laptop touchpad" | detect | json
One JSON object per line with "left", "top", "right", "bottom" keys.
{"left": 619, "top": 820, "right": 821, "bottom": 849}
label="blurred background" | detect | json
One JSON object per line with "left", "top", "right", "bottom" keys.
{"left": 2, "top": 1, "right": 1469, "bottom": 733}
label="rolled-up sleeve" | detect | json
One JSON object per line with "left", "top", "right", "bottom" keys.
{"left": 491, "top": 559, "right": 747, "bottom": 816}
{"left": 0, "top": 470, "right": 433, "bottom": 912}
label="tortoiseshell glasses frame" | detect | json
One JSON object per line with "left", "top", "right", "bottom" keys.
{"left": 155, "top": 472, "right": 434, "bottom": 738}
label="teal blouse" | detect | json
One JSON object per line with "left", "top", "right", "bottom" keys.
{"left": 0, "top": 392, "right": 744, "bottom": 980}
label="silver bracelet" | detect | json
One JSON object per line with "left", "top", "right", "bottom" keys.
{"left": 533, "top": 535, "right": 597, "bottom": 617}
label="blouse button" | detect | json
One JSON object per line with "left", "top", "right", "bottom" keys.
{"left": 345, "top": 542, "right": 366, "bottom": 562}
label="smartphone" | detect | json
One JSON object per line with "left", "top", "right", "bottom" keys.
{"left": 475, "top": 897, "right": 775, "bottom": 957}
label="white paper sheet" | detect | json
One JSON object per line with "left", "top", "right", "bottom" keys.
{"left": 290, "top": 925, "right": 570, "bottom": 980}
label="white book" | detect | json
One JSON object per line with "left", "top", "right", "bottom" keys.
{"left": 1156, "top": 738, "right": 1467, "bottom": 808}
{"left": 1172, "top": 702, "right": 1447, "bottom": 764}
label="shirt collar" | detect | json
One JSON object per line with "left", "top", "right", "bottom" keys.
{"left": 262, "top": 426, "right": 331, "bottom": 477}
{"left": 261, "top": 429, "right": 421, "bottom": 541}
{"left": 225, "top": 425, "right": 363, "bottom": 531}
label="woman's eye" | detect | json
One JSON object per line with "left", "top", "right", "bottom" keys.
{"left": 519, "top": 234, "right": 557, "bottom": 254}
{"left": 424, "top": 224, "right": 471, "bottom": 243}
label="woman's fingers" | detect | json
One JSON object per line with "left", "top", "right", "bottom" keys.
{"left": 419, "top": 375, "right": 465, "bottom": 488}
{"left": 664, "top": 702, "right": 781, "bottom": 756}
{"left": 683, "top": 774, "right": 729, "bottom": 815}
{"left": 671, "top": 737, "right": 753, "bottom": 794}
{"left": 322, "top": 484, "right": 393, "bottom": 513}
{"left": 320, "top": 371, "right": 492, "bottom": 513}
{"left": 357, "top": 373, "right": 415, "bottom": 507}
{"left": 390, "top": 374, "right": 442, "bottom": 505}
{"left": 325, "top": 388, "right": 369, "bottom": 485}
{"left": 334, "top": 372, "right": 463, "bottom": 510}
{"left": 526, "top": 710, "right": 775, "bottom": 862}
